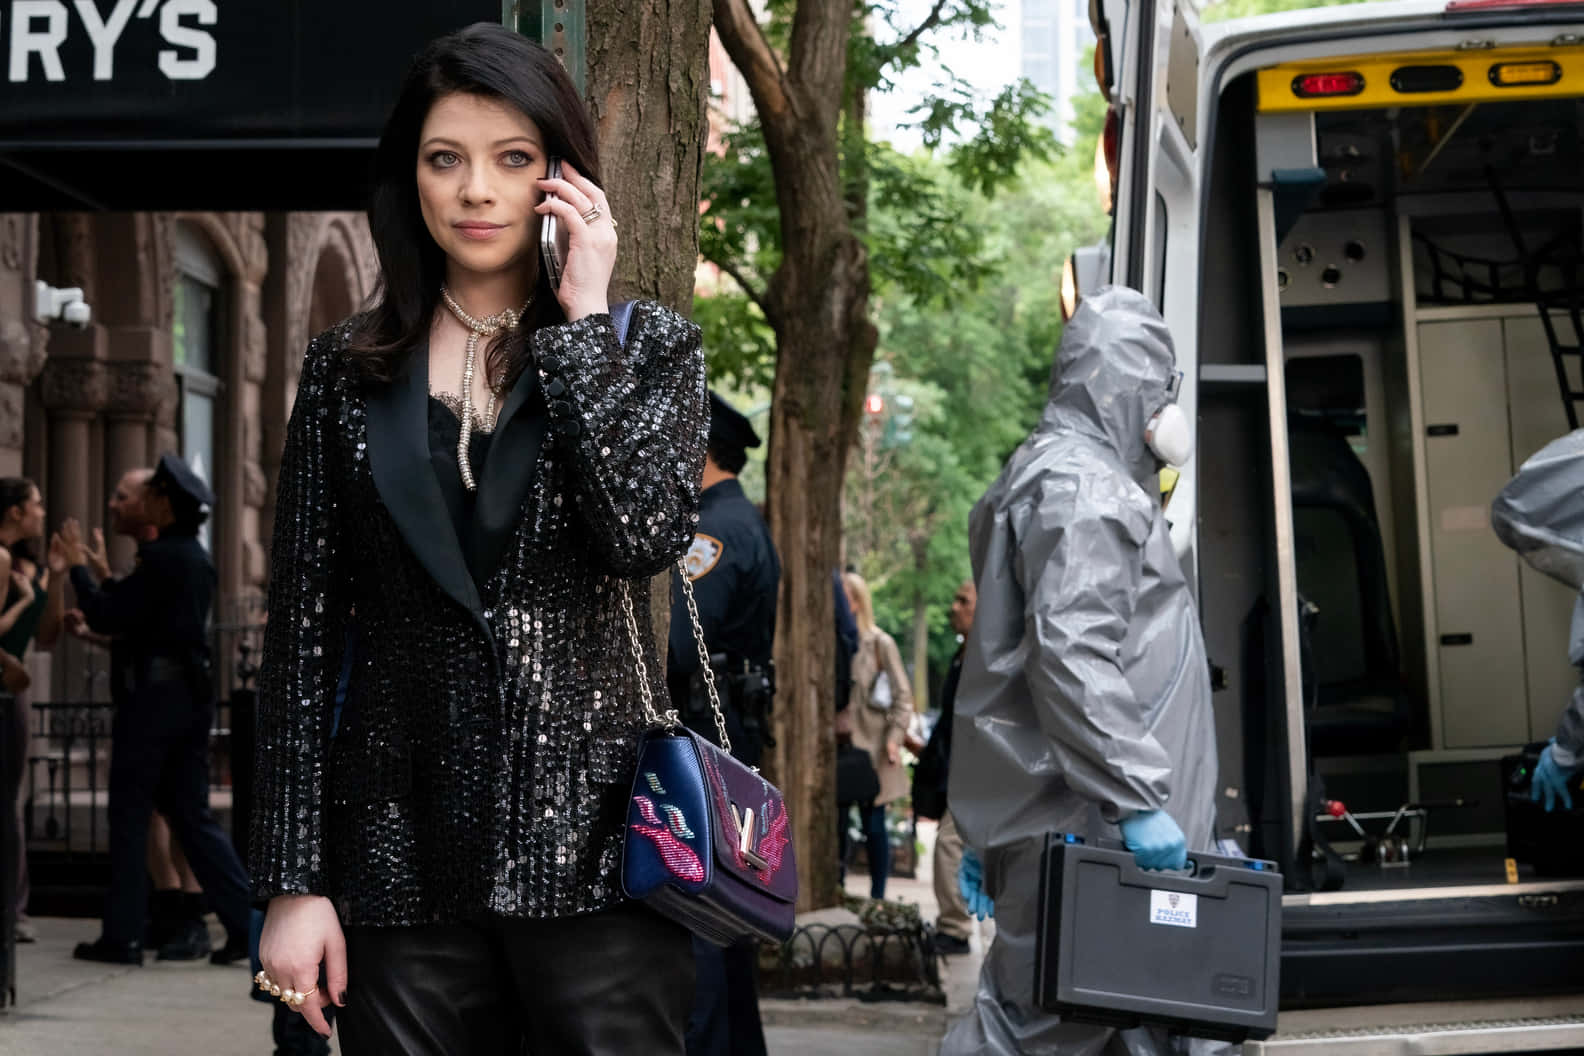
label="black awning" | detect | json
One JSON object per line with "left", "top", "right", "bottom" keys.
{"left": 0, "top": 1, "right": 504, "bottom": 211}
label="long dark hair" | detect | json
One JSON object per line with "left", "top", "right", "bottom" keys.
{"left": 0, "top": 477, "right": 38, "bottom": 565}
{"left": 347, "top": 22, "right": 602, "bottom": 387}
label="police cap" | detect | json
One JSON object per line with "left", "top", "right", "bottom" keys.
{"left": 151, "top": 452, "right": 215, "bottom": 509}
{"left": 708, "top": 391, "right": 761, "bottom": 460}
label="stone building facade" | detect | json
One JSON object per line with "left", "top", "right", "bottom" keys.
{"left": 0, "top": 211, "right": 376, "bottom": 698}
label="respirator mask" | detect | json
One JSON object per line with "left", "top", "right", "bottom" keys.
{"left": 1144, "top": 371, "right": 1193, "bottom": 468}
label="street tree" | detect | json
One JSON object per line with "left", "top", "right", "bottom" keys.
{"left": 707, "top": 0, "right": 1054, "bottom": 908}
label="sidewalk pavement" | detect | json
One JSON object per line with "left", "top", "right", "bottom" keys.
{"left": 0, "top": 821, "right": 986, "bottom": 1055}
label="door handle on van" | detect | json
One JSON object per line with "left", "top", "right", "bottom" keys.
{"left": 1427, "top": 423, "right": 1460, "bottom": 437}
{"left": 1440, "top": 633, "right": 1474, "bottom": 646}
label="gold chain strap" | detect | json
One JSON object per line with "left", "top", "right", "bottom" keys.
{"left": 618, "top": 558, "right": 731, "bottom": 753}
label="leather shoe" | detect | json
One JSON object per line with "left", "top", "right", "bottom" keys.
{"left": 209, "top": 933, "right": 250, "bottom": 966}
{"left": 73, "top": 938, "right": 144, "bottom": 964}
{"left": 932, "top": 931, "right": 971, "bottom": 956}
{"left": 158, "top": 918, "right": 212, "bottom": 961}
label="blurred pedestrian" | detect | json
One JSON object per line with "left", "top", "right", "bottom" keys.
{"left": 64, "top": 467, "right": 213, "bottom": 960}
{"left": 670, "top": 392, "right": 779, "bottom": 1056}
{"left": 68, "top": 454, "right": 251, "bottom": 965}
{"left": 1, "top": 477, "right": 66, "bottom": 944}
{"left": 912, "top": 579, "right": 975, "bottom": 955}
{"left": 840, "top": 571, "right": 913, "bottom": 900}
{"left": 252, "top": 24, "right": 707, "bottom": 1052}
{"left": 834, "top": 569, "right": 858, "bottom": 715}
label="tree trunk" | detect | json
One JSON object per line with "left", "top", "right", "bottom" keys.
{"left": 763, "top": 262, "right": 875, "bottom": 910}
{"left": 583, "top": 1, "right": 712, "bottom": 643}
{"left": 714, "top": 0, "right": 879, "bottom": 911}
{"left": 911, "top": 535, "right": 930, "bottom": 710}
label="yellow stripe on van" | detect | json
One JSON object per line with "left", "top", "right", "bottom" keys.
{"left": 1257, "top": 46, "right": 1584, "bottom": 112}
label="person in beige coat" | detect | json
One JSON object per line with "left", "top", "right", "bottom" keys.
{"left": 839, "top": 571, "right": 914, "bottom": 899}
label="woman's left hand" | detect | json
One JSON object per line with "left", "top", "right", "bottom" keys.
{"left": 535, "top": 160, "right": 616, "bottom": 323}
{"left": 886, "top": 742, "right": 900, "bottom": 766}
{"left": 47, "top": 532, "right": 71, "bottom": 575}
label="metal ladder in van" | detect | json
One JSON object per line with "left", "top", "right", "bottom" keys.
{"left": 1491, "top": 175, "right": 1584, "bottom": 430}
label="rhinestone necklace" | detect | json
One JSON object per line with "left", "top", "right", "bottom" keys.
{"left": 440, "top": 285, "right": 531, "bottom": 491}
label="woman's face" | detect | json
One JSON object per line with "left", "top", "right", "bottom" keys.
{"left": 6, "top": 486, "right": 44, "bottom": 538}
{"left": 416, "top": 92, "right": 549, "bottom": 281}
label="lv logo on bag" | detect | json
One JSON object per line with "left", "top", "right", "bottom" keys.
{"left": 734, "top": 804, "right": 769, "bottom": 871}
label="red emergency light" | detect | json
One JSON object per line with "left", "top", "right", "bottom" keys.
{"left": 865, "top": 394, "right": 884, "bottom": 415}
{"left": 1292, "top": 71, "right": 1367, "bottom": 98}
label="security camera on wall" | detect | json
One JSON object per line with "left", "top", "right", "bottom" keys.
{"left": 34, "top": 280, "right": 92, "bottom": 330}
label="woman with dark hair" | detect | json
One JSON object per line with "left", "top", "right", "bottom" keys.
{"left": 252, "top": 23, "right": 708, "bottom": 1055}
{"left": 0, "top": 479, "right": 66, "bottom": 655}
{"left": 0, "top": 477, "right": 67, "bottom": 945}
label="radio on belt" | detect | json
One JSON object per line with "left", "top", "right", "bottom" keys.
{"left": 1035, "top": 833, "right": 1282, "bottom": 1042}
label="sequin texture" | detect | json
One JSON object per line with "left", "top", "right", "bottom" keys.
{"left": 250, "top": 304, "right": 708, "bottom": 926}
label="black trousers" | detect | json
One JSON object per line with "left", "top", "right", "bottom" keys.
{"left": 685, "top": 936, "right": 767, "bottom": 1056}
{"left": 339, "top": 903, "right": 695, "bottom": 1056}
{"left": 103, "top": 676, "right": 250, "bottom": 945}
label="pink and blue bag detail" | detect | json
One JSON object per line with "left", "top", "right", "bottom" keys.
{"left": 620, "top": 727, "right": 798, "bottom": 946}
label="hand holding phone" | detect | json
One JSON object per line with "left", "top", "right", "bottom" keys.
{"left": 535, "top": 158, "right": 616, "bottom": 320}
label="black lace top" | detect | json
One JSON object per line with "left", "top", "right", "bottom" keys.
{"left": 427, "top": 395, "right": 497, "bottom": 586}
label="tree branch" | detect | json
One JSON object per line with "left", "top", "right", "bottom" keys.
{"left": 788, "top": 0, "right": 850, "bottom": 103}
{"left": 712, "top": 0, "right": 793, "bottom": 126}
{"left": 712, "top": 257, "right": 774, "bottom": 323}
{"left": 890, "top": 0, "right": 951, "bottom": 56}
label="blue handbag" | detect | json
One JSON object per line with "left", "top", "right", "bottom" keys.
{"left": 616, "top": 561, "right": 799, "bottom": 946}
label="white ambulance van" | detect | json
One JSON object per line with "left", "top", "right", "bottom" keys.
{"left": 1077, "top": 0, "right": 1584, "bottom": 1047}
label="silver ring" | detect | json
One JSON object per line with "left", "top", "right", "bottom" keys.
{"left": 581, "top": 205, "right": 602, "bottom": 224}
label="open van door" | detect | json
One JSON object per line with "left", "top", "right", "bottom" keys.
{"left": 1090, "top": 0, "right": 1184, "bottom": 296}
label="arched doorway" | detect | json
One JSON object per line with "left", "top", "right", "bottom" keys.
{"left": 308, "top": 241, "right": 357, "bottom": 339}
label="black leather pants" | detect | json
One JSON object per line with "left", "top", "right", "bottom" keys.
{"left": 339, "top": 903, "right": 695, "bottom": 1056}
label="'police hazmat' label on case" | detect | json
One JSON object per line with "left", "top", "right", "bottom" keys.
{"left": 1148, "top": 889, "right": 1198, "bottom": 928}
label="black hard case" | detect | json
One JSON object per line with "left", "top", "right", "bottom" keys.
{"left": 1501, "top": 743, "right": 1584, "bottom": 876}
{"left": 1035, "top": 835, "right": 1282, "bottom": 1043}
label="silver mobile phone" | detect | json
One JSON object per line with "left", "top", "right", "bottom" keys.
{"left": 540, "top": 157, "right": 568, "bottom": 290}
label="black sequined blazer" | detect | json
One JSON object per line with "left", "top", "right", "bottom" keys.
{"left": 250, "top": 304, "right": 708, "bottom": 926}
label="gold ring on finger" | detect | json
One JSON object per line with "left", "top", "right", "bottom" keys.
{"left": 292, "top": 987, "right": 317, "bottom": 1008}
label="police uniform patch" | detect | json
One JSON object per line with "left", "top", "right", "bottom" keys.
{"left": 685, "top": 534, "right": 725, "bottom": 580}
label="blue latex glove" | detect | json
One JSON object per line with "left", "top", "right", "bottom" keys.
{"left": 1532, "top": 742, "right": 1576, "bottom": 813}
{"left": 1119, "top": 809, "right": 1188, "bottom": 871}
{"left": 958, "top": 849, "right": 995, "bottom": 921}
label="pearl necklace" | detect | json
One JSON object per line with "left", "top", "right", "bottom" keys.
{"left": 440, "top": 285, "right": 531, "bottom": 491}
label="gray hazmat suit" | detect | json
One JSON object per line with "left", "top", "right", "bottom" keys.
{"left": 941, "top": 287, "right": 1227, "bottom": 1056}
{"left": 1492, "top": 429, "right": 1584, "bottom": 768}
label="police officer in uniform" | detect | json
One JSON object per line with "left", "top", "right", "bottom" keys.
{"left": 69, "top": 454, "right": 251, "bottom": 965}
{"left": 669, "top": 392, "right": 781, "bottom": 1056}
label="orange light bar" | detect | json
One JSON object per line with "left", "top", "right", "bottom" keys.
{"left": 1490, "top": 60, "right": 1563, "bottom": 86}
